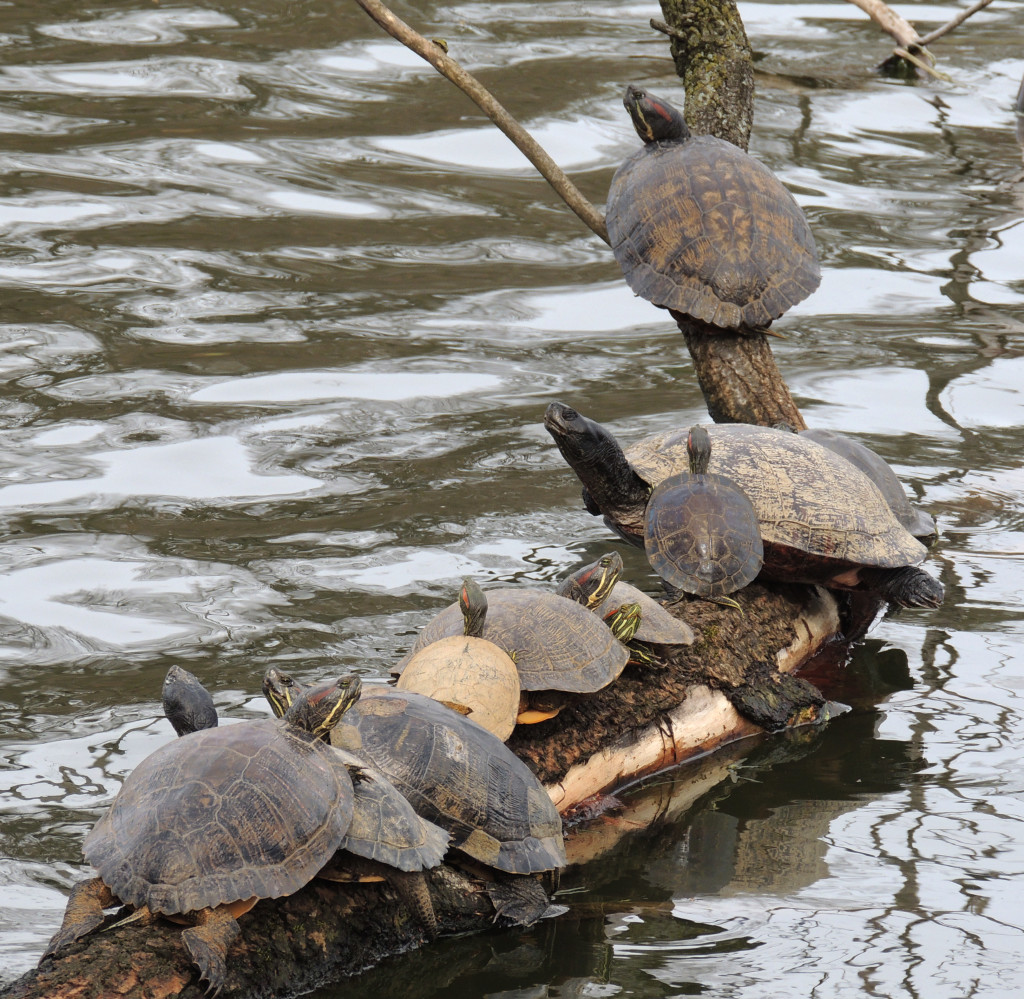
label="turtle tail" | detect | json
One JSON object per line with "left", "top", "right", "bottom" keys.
{"left": 861, "top": 566, "right": 944, "bottom": 609}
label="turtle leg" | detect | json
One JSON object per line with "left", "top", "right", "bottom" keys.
{"left": 42, "top": 877, "right": 118, "bottom": 960}
{"left": 858, "top": 566, "right": 944, "bottom": 609}
{"left": 180, "top": 905, "right": 240, "bottom": 998}
{"left": 389, "top": 870, "right": 438, "bottom": 939}
{"left": 485, "top": 874, "right": 557, "bottom": 927}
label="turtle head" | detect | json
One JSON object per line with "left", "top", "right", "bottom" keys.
{"left": 458, "top": 578, "right": 488, "bottom": 637}
{"left": 623, "top": 84, "right": 690, "bottom": 144}
{"left": 606, "top": 600, "right": 643, "bottom": 644}
{"left": 687, "top": 425, "right": 712, "bottom": 476}
{"left": 283, "top": 674, "right": 362, "bottom": 740}
{"left": 557, "top": 551, "right": 623, "bottom": 608}
{"left": 544, "top": 401, "right": 651, "bottom": 522}
{"left": 262, "top": 667, "right": 305, "bottom": 719}
{"left": 162, "top": 665, "right": 218, "bottom": 737}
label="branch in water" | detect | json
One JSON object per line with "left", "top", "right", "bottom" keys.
{"left": 917, "top": 0, "right": 997, "bottom": 47}
{"left": 350, "top": 0, "right": 610, "bottom": 245}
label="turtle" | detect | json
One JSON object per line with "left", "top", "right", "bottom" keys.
{"left": 397, "top": 578, "right": 521, "bottom": 741}
{"left": 263, "top": 671, "right": 565, "bottom": 926}
{"left": 642, "top": 426, "right": 764, "bottom": 600}
{"left": 606, "top": 84, "right": 820, "bottom": 332}
{"left": 798, "top": 427, "right": 937, "bottom": 544}
{"left": 161, "top": 664, "right": 218, "bottom": 737}
{"left": 556, "top": 554, "right": 696, "bottom": 658}
{"left": 395, "top": 582, "right": 631, "bottom": 697}
{"left": 44, "top": 676, "right": 363, "bottom": 994}
{"left": 544, "top": 401, "right": 944, "bottom": 609}
{"left": 160, "top": 666, "right": 450, "bottom": 935}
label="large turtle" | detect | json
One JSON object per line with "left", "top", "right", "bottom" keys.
{"left": 396, "top": 581, "right": 630, "bottom": 696}
{"left": 799, "top": 427, "right": 937, "bottom": 544}
{"left": 606, "top": 84, "right": 820, "bottom": 331}
{"left": 544, "top": 402, "right": 944, "bottom": 608}
{"left": 397, "top": 579, "right": 521, "bottom": 741}
{"left": 556, "top": 553, "right": 696, "bottom": 656}
{"left": 263, "top": 670, "right": 566, "bottom": 927}
{"left": 44, "top": 676, "right": 363, "bottom": 994}
{"left": 161, "top": 666, "right": 450, "bottom": 933}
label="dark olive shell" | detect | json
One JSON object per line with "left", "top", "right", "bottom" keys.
{"left": 799, "top": 428, "right": 937, "bottom": 543}
{"left": 331, "top": 747, "right": 450, "bottom": 873}
{"left": 644, "top": 469, "right": 763, "bottom": 597}
{"left": 84, "top": 719, "right": 354, "bottom": 915}
{"left": 624, "top": 424, "right": 927, "bottom": 578}
{"left": 399, "top": 588, "right": 628, "bottom": 694}
{"left": 334, "top": 688, "right": 565, "bottom": 875}
{"left": 606, "top": 135, "right": 820, "bottom": 329}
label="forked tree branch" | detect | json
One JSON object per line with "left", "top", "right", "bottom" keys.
{"left": 350, "top": 0, "right": 610, "bottom": 244}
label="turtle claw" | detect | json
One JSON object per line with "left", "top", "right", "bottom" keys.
{"left": 181, "top": 906, "right": 239, "bottom": 999}
{"left": 42, "top": 877, "right": 117, "bottom": 963}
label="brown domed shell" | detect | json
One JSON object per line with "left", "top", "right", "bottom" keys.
{"left": 397, "top": 635, "right": 521, "bottom": 741}
{"left": 84, "top": 719, "right": 354, "bottom": 915}
{"left": 625, "top": 423, "right": 927, "bottom": 573}
{"left": 606, "top": 135, "right": 820, "bottom": 329}
{"left": 398, "top": 588, "right": 629, "bottom": 694}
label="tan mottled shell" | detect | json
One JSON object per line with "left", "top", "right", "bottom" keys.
{"left": 625, "top": 423, "right": 926, "bottom": 573}
{"left": 397, "top": 635, "right": 521, "bottom": 741}
{"left": 606, "top": 135, "right": 820, "bottom": 329}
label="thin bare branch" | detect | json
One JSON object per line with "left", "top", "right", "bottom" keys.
{"left": 350, "top": 0, "right": 609, "bottom": 245}
{"left": 846, "top": 0, "right": 922, "bottom": 49}
{"left": 650, "top": 17, "right": 692, "bottom": 42}
{"left": 917, "top": 0, "right": 997, "bottom": 46}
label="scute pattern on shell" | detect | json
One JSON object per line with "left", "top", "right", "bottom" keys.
{"left": 84, "top": 719, "right": 354, "bottom": 915}
{"left": 606, "top": 135, "right": 820, "bottom": 329}
{"left": 400, "top": 589, "right": 628, "bottom": 693}
{"left": 625, "top": 424, "right": 926, "bottom": 573}
{"left": 334, "top": 688, "right": 565, "bottom": 875}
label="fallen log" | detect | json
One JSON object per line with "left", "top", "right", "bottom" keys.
{"left": 0, "top": 580, "right": 843, "bottom": 999}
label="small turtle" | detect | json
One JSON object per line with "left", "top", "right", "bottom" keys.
{"left": 161, "top": 664, "right": 217, "bottom": 737}
{"left": 44, "top": 676, "right": 363, "bottom": 994}
{"left": 606, "top": 85, "right": 820, "bottom": 331}
{"left": 264, "top": 671, "right": 565, "bottom": 926}
{"left": 397, "top": 579, "right": 521, "bottom": 741}
{"left": 544, "top": 401, "right": 943, "bottom": 608}
{"left": 557, "top": 555, "right": 695, "bottom": 659}
{"left": 799, "top": 427, "right": 937, "bottom": 544}
{"left": 643, "top": 426, "right": 763, "bottom": 600}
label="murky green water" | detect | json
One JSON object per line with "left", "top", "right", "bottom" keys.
{"left": 1, "top": 0, "right": 1022, "bottom": 995}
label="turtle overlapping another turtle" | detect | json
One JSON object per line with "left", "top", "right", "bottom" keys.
{"left": 544, "top": 401, "right": 943, "bottom": 609}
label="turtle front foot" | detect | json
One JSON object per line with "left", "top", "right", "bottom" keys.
{"left": 42, "top": 877, "right": 117, "bottom": 962}
{"left": 181, "top": 905, "right": 240, "bottom": 998}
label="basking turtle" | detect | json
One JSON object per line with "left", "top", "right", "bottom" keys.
{"left": 557, "top": 555, "right": 696, "bottom": 656}
{"left": 643, "top": 426, "right": 763, "bottom": 600}
{"left": 397, "top": 579, "right": 521, "bottom": 740}
{"left": 544, "top": 401, "right": 943, "bottom": 608}
{"left": 44, "top": 676, "right": 363, "bottom": 994}
{"left": 160, "top": 667, "right": 449, "bottom": 933}
{"left": 606, "top": 85, "right": 820, "bottom": 331}
{"left": 161, "top": 664, "right": 217, "bottom": 737}
{"left": 799, "top": 427, "right": 937, "bottom": 544}
{"left": 264, "top": 670, "right": 565, "bottom": 926}
{"left": 396, "top": 582, "right": 630, "bottom": 697}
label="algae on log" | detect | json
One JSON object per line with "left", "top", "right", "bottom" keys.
{"left": 656, "top": 0, "right": 808, "bottom": 430}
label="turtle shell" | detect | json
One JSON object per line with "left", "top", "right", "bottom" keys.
{"left": 399, "top": 588, "right": 628, "bottom": 694}
{"left": 800, "top": 428, "right": 937, "bottom": 543}
{"left": 644, "top": 467, "right": 764, "bottom": 598}
{"left": 606, "top": 134, "right": 820, "bottom": 329}
{"left": 624, "top": 423, "right": 927, "bottom": 580}
{"left": 84, "top": 718, "right": 354, "bottom": 915}
{"left": 397, "top": 635, "right": 521, "bottom": 741}
{"left": 335, "top": 688, "right": 565, "bottom": 875}
{"left": 331, "top": 747, "right": 450, "bottom": 873}
{"left": 594, "top": 581, "right": 695, "bottom": 646}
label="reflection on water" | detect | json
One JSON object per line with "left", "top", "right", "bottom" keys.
{"left": 1, "top": 0, "right": 1024, "bottom": 993}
